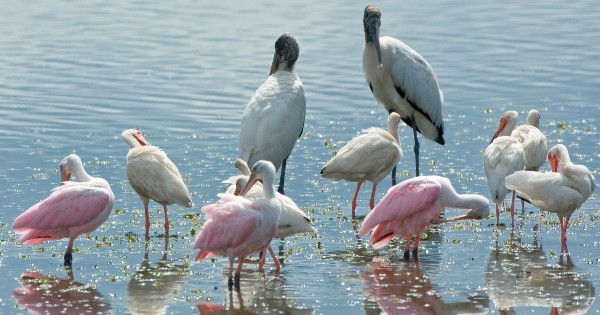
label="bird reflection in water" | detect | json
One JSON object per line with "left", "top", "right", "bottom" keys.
{"left": 127, "top": 235, "right": 189, "bottom": 315}
{"left": 196, "top": 273, "right": 314, "bottom": 315}
{"left": 361, "top": 257, "right": 489, "bottom": 314}
{"left": 12, "top": 268, "right": 111, "bottom": 314}
{"left": 485, "top": 232, "right": 595, "bottom": 314}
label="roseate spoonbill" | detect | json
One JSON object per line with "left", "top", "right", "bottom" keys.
{"left": 194, "top": 161, "right": 281, "bottom": 290}
{"left": 363, "top": 5, "right": 444, "bottom": 178}
{"left": 484, "top": 110, "right": 526, "bottom": 226}
{"left": 239, "top": 33, "right": 306, "bottom": 195}
{"left": 121, "top": 129, "right": 193, "bottom": 237}
{"left": 320, "top": 112, "right": 403, "bottom": 217}
{"left": 12, "top": 154, "right": 114, "bottom": 266}
{"left": 225, "top": 159, "right": 316, "bottom": 269}
{"left": 505, "top": 144, "right": 595, "bottom": 254}
{"left": 359, "top": 176, "right": 489, "bottom": 259}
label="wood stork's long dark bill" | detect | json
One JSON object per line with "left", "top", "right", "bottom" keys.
{"left": 270, "top": 33, "right": 300, "bottom": 75}
{"left": 364, "top": 5, "right": 382, "bottom": 69}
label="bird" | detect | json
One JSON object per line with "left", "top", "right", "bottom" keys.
{"left": 362, "top": 5, "right": 444, "bottom": 179}
{"left": 505, "top": 144, "right": 595, "bottom": 254}
{"left": 194, "top": 160, "right": 282, "bottom": 290}
{"left": 121, "top": 129, "right": 193, "bottom": 237}
{"left": 12, "top": 154, "right": 114, "bottom": 266}
{"left": 224, "top": 159, "right": 316, "bottom": 269}
{"left": 359, "top": 175, "right": 489, "bottom": 259}
{"left": 238, "top": 33, "right": 306, "bottom": 195}
{"left": 321, "top": 112, "right": 403, "bottom": 217}
{"left": 510, "top": 109, "right": 548, "bottom": 210}
{"left": 484, "top": 110, "right": 526, "bottom": 226}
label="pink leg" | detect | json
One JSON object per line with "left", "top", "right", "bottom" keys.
{"left": 163, "top": 205, "right": 170, "bottom": 234}
{"left": 369, "top": 183, "right": 377, "bottom": 210}
{"left": 351, "top": 181, "right": 363, "bottom": 218}
{"left": 560, "top": 215, "right": 571, "bottom": 255}
{"left": 495, "top": 204, "right": 500, "bottom": 224}
{"left": 144, "top": 205, "right": 151, "bottom": 236}
{"left": 258, "top": 249, "right": 266, "bottom": 269}
{"left": 227, "top": 260, "right": 234, "bottom": 290}
{"left": 549, "top": 306, "right": 559, "bottom": 315}
{"left": 266, "top": 245, "right": 281, "bottom": 274}
{"left": 521, "top": 199, "right": 525, "bottom": 213}
{"left": 412, "top": 235, "right": 420, "bottom": 257}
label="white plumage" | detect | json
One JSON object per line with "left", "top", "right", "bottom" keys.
{"left": 511, "top": 109, "right": 547, "bottom": 171}
{"left": 239, "top": 33, "right": 305, "bottom": 195}
{"left": 362, "top": 5, "right": 444, "bottom": 177}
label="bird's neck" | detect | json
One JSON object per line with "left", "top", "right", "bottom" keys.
{"left": 450, "top": 194, "right": 486, "bottom": 210}
{"left": 262, "top": 184, "right": 276, "bottom": 199}
{"left": 72, "top": 164, "right": 94, "bottom": 182}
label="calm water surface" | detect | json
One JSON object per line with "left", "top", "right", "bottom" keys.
{"left": 0, "top": 1, "right": 599, "bottom": 314}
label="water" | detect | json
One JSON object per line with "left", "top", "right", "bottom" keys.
{"left": 1, "top": 1, "right": 599, "bottom": 314}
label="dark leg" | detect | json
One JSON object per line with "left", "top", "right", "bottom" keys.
{"left": 410, "top": 115, "right": 420, "bottom": 177}
{"left": 64, "top": 238, "right": 75, "bottom": 267}
{"left": 403, "top": 236, "right": 411, "bottom": 260}
{"left": 278, "top": 158, "right": 287, "bottom": 195}
{"left": 228, "top": 260, "right": 234, "bottom": 291}
{"left": 391, "top": 165, "right": 397, "bottom": 186}
{"left": 234, "top": 273, "right": 241, "bottom": 290}
{"left": 412, "top": 236, "right": 420, "bottom": 259}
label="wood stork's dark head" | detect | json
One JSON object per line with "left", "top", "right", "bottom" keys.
{"left": 363, "top": 5, "right": 382, "bottom": 67}
{"left": 270, "top": 33, "right": 300, "bottom": 75}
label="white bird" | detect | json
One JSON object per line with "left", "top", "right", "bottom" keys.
{"left": 505, "top": 144, "right": 595, "bottom": 254}
{"left": 239, "top": 33, "right": 306, "bottom": 195}
{"left": 363, "top": 5, "right": 444, "bottom": 179}
{"left": 484, "top": 110, "right": 526, "bottom": 226}
{"left": 225, "top": 159, "right": 316, "bottom": 269}
{"left": 320, "top": 112, "right": 403, "bottom": 217}
{"left": 121, "top": 129, "right": 193, "bottom": 237}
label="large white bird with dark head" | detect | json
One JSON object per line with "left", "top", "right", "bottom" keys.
{"left": 363, "top": 5, "right": 444, "bottom": 179}
{"left": 121, "top": 129, "right": 193, "bottom": 238}
{"left": 239, "top": 33, "right": 306, "bottom": 195}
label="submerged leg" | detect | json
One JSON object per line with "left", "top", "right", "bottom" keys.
{"left": 228, "top": 260, "right": 234, "bottom": 290}
{"left": 64, "top": 237, "right": 75, "bottom": 267}
{"left": 410, "top": 115, "right": 420, "bottom": 177}
{"left": 351, "top": 181, "right": 364, "bottom": 218}
{"left": 369, "top": 183, "right": 377, "bottom": 210}
{"left": 403, "top": 236, "right": 411, "bottom": 260}
{"left": 278, "top": 158, "right": 287, "bottom": 195}
{"left": 412, "top": 235, "right": 420, "bottom": 258}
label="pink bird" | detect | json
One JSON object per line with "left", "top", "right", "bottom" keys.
{"left": 121, "top": 129, "right": 193, "bottom": 237}
{"left": 511, "top": 109, "right": 548, "bottom": 210}
{"left": 224, "top": 159, "right": 315, "bottom": 271}
{"left": 321, "top": 112, "right": 403, "bottom": 217}
{"left": 484, "top": 110, "right": 526, "bottom": 226}
{"left": 194, "top": 160, "right": 281, "bottom": 290}
{"left": 359, "top": 175, "right": 489, "bottom": 259}
{"left": 12, "top": 154, "right": 114, "bottom": 266}
{"left": 505, "top": 144, "right": 595, "bottom": 255}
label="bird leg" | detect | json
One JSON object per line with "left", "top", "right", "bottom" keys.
{"left": 412, "top": 236, "right": 420, "bottom": 260}
{"left": 391, "top": 165, "right": 397, "bottom": 186}
{"left": 144, "top": 205, "right": 151, "bottom": 237}
{"left": 228, "top": 260, "right": 234, "bottom": 291}
{"left": 277, "top": 158, "right": 287, "bottom": 195}
{"left": 351, "top": 181, "right": 364, "bottom": 218}
{"left": 64, "top": 238, "right": 75, "bottom": 267}
{"left": 410, "top": 115, "right": 420, "bottom": 177}
{"left": 560, "top": 215, "right": 571, "bottom": 256}
{"left": 258, "top": 249, "right": 266, "bottom": 269}
{"left": 369, "top": 183, "right": 377, "bottom": 210}
{"left": 495, "top": 204, "right": 500, "bottom": 225}
{"left": 510, "top": 191, "right": 516, "bottom": 228}
{"left": 403, "top": 236, "right": 411, "bottom": 260}
{"left": 163, "top": 205, "right": 170, "bottom": 235}
{"left": 267, "top": 245, "right": 281, "bottom": 274}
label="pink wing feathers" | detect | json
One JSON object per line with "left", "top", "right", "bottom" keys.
{"left": 12, "top": 181, "right": 112, "bottom": 245}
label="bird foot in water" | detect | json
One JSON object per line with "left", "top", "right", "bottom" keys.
{"left": 64, "top": 252, "right": 73, "bottom": 267}
{"left": 403, "top": 250, "right": 410, "bottom": 260}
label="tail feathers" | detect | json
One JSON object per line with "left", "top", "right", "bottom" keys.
{"left": 195, "top": 250, "right": 216, "bottom": 262}
{"left": 370, "top": 224, "right": 396, "bottom": 249}
{"left": 18, "top": 229, "right": 59, "bottom": 245}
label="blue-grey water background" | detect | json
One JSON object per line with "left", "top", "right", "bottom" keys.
{"left": 1, "top": 1, "right": 599, "bottom": 314}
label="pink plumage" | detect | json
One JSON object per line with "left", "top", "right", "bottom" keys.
{"left": 360, "top": 176, "right": 489, "bottom": 259}
{"left": 12, "top": 154, "right": 114, "bottom": 266}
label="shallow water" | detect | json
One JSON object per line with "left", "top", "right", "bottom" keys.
{"left": 0, "top": 1, "right": 599, "bottom": 314}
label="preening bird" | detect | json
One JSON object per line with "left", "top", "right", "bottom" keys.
{"left": 359, "top": 175, "right": 489, "bottom": 259}
{"left": 505, "top": 144, "right": 595, "bottom": 255}
{"left": 194, "top": 161, "right": 282, "bottom": 290}
{"left": 363, "top": 5, "right": 444, "bottom": 178}
{"left": 321, "top": 112, "right": 402, "bottom": 217}
{"left": 121, "top": 129, "right": 193, "bottom": 237}
{"left": 484, "top": 110, "right": 526, "bottom": 225}
{"left": 12, "top": 154, "right": 114, "bottom": 266}
{"left": 239, "top": 33, "right": 306, "bottom": 195}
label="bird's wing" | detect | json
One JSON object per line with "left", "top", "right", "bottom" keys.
{"left": 194, "top": 201, "right": 259, "bottom": 252}
{"left": 12, "top": 183, "right": 111, "bottom": 233}
{"left": 239, "top": 73, "right": 306, "bottom": 169}
{"left": 321, "top": 130, "right": 400, "bottom": 180}
{"left": 505, "top": 171, "right": 582, "bottom": 212}
{"left": 384, "top": 37, "right": 443, "bottom": 128}
{"left": 360, "top": 178, "right": 441, "bottom": 235}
